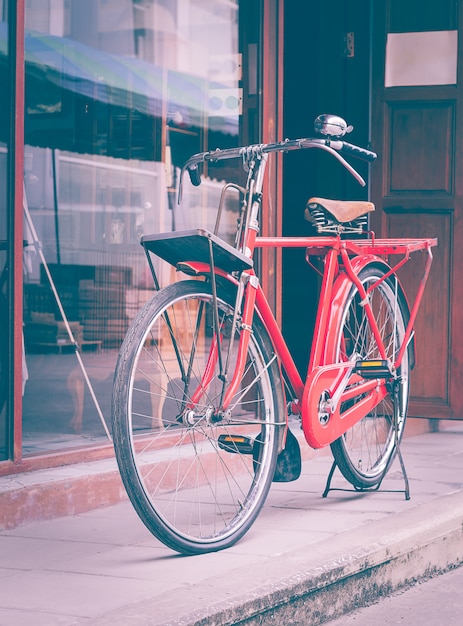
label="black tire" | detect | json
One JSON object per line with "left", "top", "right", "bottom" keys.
{"left": 112, "top": 279, "right": 284, "bottom": 554}
{"left": 329, "top": 264, "right": 411, "bottom": 489}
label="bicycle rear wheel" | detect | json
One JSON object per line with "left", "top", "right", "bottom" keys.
{"left": 329, "top": 264, "right": 411, "bottom": 489}
{"left": 112, "top": 279, "right": 284, "bottom": 554}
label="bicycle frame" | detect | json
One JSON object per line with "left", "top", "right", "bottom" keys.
{"left": 145, "top": 230, "right": 436, "bottom": 451}
{"left": 142, "top": 134, "right": 437, "bottom": 451}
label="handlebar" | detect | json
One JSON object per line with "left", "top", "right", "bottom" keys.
{"left": 337, "top": 141, "right": 377, "bottom": 163}
{"left": 180, "top": 135, "right": 377, "bottom": 198}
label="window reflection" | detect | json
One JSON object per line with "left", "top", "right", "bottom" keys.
{"left": 22, "top": 0, "right": 246, "bottom": 452}
{"left": 0, "top": 2, "right": 8, "bottom": 459}
{"left": 0, "top": 144, "right": 7, "bottom": 460}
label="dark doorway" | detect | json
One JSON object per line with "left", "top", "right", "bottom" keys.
{"left": 282, "top": 0, "right": 371, "bottom": 377}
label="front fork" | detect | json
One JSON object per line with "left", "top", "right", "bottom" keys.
{"left": 221, "top": 271, "right": 259, "bottom": 411}
{"left": 185, "top": 270, "right": 259, "bottom": 419}
{"left": 187, "top": 155, "right": 266, "bottom": 418}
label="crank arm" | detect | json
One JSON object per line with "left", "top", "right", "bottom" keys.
{"left": 319, "top": 357, "right": 358, "bottom": 415}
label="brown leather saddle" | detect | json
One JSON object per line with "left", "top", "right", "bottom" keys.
{"left": 305, "top": 197, "right": 374, "bottom": 235}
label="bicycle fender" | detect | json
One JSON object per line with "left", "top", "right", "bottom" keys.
{"left": 176, "top": 261, "right": 236, "bottom": 282}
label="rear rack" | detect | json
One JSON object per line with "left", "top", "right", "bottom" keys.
{"left": 255, "top": 236, "right": 438, "bottom": 256}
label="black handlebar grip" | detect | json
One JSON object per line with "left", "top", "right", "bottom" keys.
{"left": 187, "top": 164, "right": 202, "bottom": 186}
{"left": 341, "top": 141, "right": 377, "bottom": 162}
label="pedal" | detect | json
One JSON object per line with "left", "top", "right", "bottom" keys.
{"left": 354, "top": 359, "right": 395, "bottom": 379}
{"left": 218, "top": 434, "right": 254, "bottom": 454}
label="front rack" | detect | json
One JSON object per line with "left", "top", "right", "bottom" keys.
{"left": 141, "top": 228, "right": 253, "bottom": 274}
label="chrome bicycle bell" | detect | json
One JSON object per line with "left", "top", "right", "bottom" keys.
{"left": 314, "top": 114, "right": 353, "bottom": 138}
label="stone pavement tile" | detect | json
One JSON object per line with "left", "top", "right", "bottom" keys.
{"left": 412, "top": 452, "right": 463, "bottom": 471}
{"left": 260, "top": 497, "right": 389, "bottom": 531}
{"left": 263, "top": 485, "right": 325, "bottom": 510}
{"left": 276, "top": 484, "right": 409, "bottom": 513}
{"left": 406, "top": 450, "right": 463, "bottom": 468}
{"left": 305, "top": 502, "right": 388, "bottom": 526}
{"left": 0, "top": 536, "right": 118, "bottom": 570}
{"left": 409, "top": 468, "right": 463, "bottom": 492}
{"left": 0, "top": 567, "right": 15, "bottom": 581}
{"left": 224, "top": 520, "right": 329, "bottom": 558}
{"left": 404, "top": 429, "right": 463, "bottom": 454}
{"left": 0, "top": 569, "right": 167, "bottom": 620}
{"left": 80, "top": 499, "right": 147, "bottom": 526}
{"left": 42, "top": 542, "right": 266, "bottom": 585}
{"left": 0, "top": 607, "right": 77, "bottom": 626}
{"left": 407, "top": 458, "right": 463, "bottom": 485}
{"left": 1, "top": 502, "right": 152, "bottom": 546}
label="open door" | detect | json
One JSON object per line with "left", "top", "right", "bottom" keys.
{"left": 282, "top": 0, "right": 371, "bottom": 376}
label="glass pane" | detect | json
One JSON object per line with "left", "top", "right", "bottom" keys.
{"left": 22, "top": 0, "right": 253, "bottom": 453}
{"left": 385, "top": 31, "right": 458, "bottom": 87}
{"left": 0, "top": 3, "right": 9, "bottom": 460}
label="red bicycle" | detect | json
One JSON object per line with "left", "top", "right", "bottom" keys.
{"left": 112, "top": 114, "right": 436, "bottom": 555}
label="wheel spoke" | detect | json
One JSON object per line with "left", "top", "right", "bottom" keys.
{"left": 330, "top": 266, "right": 410, "bottom": 488}
{"left": 112, "top": 280, "right": 283, "bottom": 554}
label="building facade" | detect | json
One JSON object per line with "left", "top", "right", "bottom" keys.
{"left": 1, "top": 0, "right": 462, "bottom": 484}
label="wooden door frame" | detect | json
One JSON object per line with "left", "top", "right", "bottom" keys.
{"left": 260, "top": 0, "right": 284, "bottom": 317}
{"left": 370, "top": 0, "right": 463, "bottom": 419}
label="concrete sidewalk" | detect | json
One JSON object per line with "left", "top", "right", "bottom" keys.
{"left": 1, "top": 423, "right": 463, "bottom": 625}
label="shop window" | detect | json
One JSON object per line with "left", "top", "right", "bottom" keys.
{"left": 0, "top": 5, "right": 9, "bottom": 460}
{"left": 0, "top": 146, "right": 7, "bottom": 461}
{"left": 21, "top": 0, "right": 259, "bottom": 453}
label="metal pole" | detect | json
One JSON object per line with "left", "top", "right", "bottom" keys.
{"left": 23, "top": 186, "right": 112, "bottom": 441}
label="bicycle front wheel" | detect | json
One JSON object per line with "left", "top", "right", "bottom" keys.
{"left": 329, "top": 264, "right": 411, "bottom": 489}
{"left": 112, "top": 279, "right": 284, "bottom": 554}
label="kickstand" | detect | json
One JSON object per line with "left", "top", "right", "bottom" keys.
{"left": 322, "top": 449, "right": 410, "bottom": 500}
{"left": 322, "top": 397, "right": 410, "bottom": 501}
